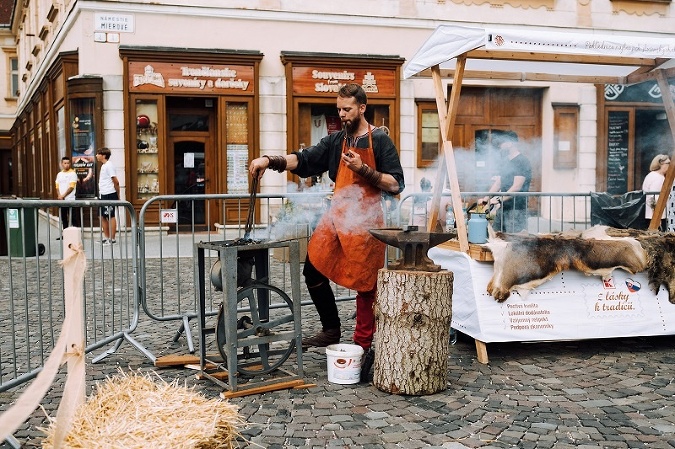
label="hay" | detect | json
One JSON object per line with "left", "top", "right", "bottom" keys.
{"left": 41, "top": 371, "right": 244, "bottom": 449}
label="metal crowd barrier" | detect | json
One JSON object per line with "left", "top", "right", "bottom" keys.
{"left": 0, "top": 198, "right": 143, "bottom": 394}
{"left": 0, "top": 189, "right": 612, "bottom": 397}
{"left": 398, "top": 191, "right": 595, "bottom": 233}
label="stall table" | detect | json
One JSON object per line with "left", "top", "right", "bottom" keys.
{"left": 431, "top": 240, "right": 675, "bottom": 364}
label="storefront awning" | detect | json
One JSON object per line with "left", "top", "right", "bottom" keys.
{"left": 403, "top": 25, "right": 675, "bottom": 84}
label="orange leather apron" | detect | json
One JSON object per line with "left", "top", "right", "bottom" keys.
{"left": 307, "top": 127, "right": 385, "bottom": 292}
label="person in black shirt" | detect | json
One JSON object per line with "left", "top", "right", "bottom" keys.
{"left": 481, "top": 131, "right": 532, "bottom": 233}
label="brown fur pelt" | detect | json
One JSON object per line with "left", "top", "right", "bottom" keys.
{"left": 486, "top": 226, "right": 647, "bottom": 302}
{"left": 606, "top": 227, "right": 675, "bottom": 303}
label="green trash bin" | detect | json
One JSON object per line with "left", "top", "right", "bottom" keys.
{"left": 6, "top": 205, "right": 38, "bottom": 257}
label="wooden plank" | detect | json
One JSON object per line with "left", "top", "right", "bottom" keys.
{"left": 154, "top": 354, "right": 223, "bottom": 368}
{"left": 196, "top": 371, "right": 229, "bottom": 381}
{"left": 427, "top": 59, "right": 469, "bottom": 253}
{"left": 427, "top": 65, "right": 449, "bottom": 233}
{"left": 438, "top": 239, "right": 493, "bottom": 262}
{"left": 466, "top": 49, "right": 659, "bottom": 67}
{"left": 220, "top": 379, "right": 305, "bottom": 399}
{"left": 293, "top": 383, "right": 317, "bottom": 390}
{"left": 416, "top": 68, "right": 627, "bottom": 85}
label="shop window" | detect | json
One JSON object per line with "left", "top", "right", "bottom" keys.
{"left": 553, "top": 104, "right": 579, "bottom": 169}
{"left": 135, "top": 100, "right": 160, "bottom": 198}
{"left": 416, "top": 100, "right": 441, "bottom": 168}
{"left": 225, "top": 102, "right": 249, "bottom": 194}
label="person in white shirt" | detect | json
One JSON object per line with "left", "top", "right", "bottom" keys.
{"left": 642, "top": 154, "right": 670, "bottom": 231}
{"left": 95, "top": 147, "right": 120, "bottom": 245}
{"left": 55, "top": 157, "right": 80, "bottom": 234}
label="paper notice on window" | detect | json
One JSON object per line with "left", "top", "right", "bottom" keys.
{"left": 184, "top": 152, "right": 195, "bottom": 168}
{"left": 558, "top": 141, "right": 571, "bottom": 152}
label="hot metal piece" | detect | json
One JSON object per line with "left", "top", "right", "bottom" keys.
{"left": 369, "top": 226, "right": 456, "bottom": 272}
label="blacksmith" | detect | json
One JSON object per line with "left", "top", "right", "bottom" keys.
{"left": 249, "top": 83, "right": 405, "bottom": 379}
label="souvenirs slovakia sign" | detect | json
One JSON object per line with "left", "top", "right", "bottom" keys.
{"left": 291, "top": 66, "right": 396, "bottom": 97}
{"left": 128, "top": 62, "right": 255, "bottom": 94}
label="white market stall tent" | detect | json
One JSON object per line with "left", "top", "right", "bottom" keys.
{"left": 403, "top": 25, "right": 675, "bottom": 362}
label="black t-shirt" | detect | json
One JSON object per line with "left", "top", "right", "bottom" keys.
{"left": 291, "top": 127, "right": 405, "bottom": 194}
{"left": 500, "top": 153, "right": 531, "bottom": 209}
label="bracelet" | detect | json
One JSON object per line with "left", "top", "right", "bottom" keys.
{"left": 356, "top": 163, "right": 383, "bottom": 187}
{"left": 263, "top": 155, "right": 287, "bottom": 173}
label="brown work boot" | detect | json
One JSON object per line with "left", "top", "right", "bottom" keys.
{"left": 301, "top": 328, "right": 341, "bottom": 348}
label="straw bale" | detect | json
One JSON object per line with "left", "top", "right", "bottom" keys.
{"left": 40, "top": 371, "right": 244, "bottom": 449}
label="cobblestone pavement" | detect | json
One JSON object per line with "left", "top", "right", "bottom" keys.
{"left": 4, "top": 299, "right": 675, "bottom": 449}
{"left": 4, "top": 252, "right": 675, "bottom": 448}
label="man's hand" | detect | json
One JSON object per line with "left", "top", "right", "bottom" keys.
{"left": 341, "top": 150, "right": 363, "bottom": 172}
{"left": 249, "top": 157, "right": 270, "bottom": 179}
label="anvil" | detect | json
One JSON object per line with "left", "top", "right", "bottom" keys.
{"left": 369, "top": 226, "right": 456, "bottom": 272}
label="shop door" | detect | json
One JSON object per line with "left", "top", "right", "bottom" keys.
{"left": 167, "top": 97, "right": 216, "bottom": 231}
{"left": 171, "top": 138, "right": 209, "bottom": 227}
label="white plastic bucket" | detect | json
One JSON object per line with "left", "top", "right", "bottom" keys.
{"left": 325, "top": 343, "right": 364, "bottom": 384}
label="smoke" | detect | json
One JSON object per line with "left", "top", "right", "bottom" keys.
{"left": 415, "top": 133, "right": 543, "bottom": 233}
{"left": 271, "top": 181, "right": 385, "bottom": 239}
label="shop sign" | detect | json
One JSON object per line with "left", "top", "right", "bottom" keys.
{"left": 291, "top": 67, "right": 396, "bottom": 97}
{"left": 129, "top": 62, "right": 255, "bottom": 94}
{"left": 605, "top": 80, "right": 675, "bottom": 103}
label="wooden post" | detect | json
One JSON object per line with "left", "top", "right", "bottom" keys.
{"left": 373, "top": 269, "right": 453, "bottom": 395}
{"left": 650, "top": 69, "right": 675, "bottom": 230}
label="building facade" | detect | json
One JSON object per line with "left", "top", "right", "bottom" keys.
{"left": 5, "top": 0, "right": 675, "bottom": 226}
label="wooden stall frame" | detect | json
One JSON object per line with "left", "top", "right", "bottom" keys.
{"left": 404, "top": 25, "right": 675, "bottom": 363}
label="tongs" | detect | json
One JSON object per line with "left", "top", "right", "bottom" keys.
{"left": 242, "top": 176, "right": 258, "bottom": 241}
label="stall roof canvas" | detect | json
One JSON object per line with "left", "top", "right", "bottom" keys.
{"left": 404, "top": 25, "right": 675, "bottom": 84}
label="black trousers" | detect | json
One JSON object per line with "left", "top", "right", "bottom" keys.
{"left": 303, "top": 256, "right": 341, "bottom": 330}
{"left": 59, "top": 206, "right": 81, "bottom": 229}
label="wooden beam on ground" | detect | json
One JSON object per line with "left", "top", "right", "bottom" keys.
{"left": 650, "top": 69, "right": 675, "bottom": 230}
{"left": 154, "top": 353, "right": 224, "bottom": 368}
{"left": 220, "top": 379, "right": 306, "bottom": 399}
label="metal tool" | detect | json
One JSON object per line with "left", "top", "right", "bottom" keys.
{"left": 242, "top": 176, "right": 258, "bottom": 241}
{"left": 369, "top": 225, "right": 455, "bottom": 272}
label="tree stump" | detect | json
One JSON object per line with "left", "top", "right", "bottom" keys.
{"left": 373, "top": 269, "right": 453, "bottom": 395}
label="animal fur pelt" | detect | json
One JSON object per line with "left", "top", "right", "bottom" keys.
{"left": 605, "top": 227, "right": 675, "bottom": 303}
{"left": 486, "top": 226, "right": 648, "bottom": 302}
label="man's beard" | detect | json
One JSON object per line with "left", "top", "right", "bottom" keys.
{"left": 343, "top": 115, "right": 362, "bottom": 135}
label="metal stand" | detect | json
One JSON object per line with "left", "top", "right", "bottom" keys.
{"left": 196, "top": 239, "right": 302, "bottom": 392}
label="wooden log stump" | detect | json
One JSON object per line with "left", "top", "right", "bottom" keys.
{"left": 373, "top": 269, "right": 453, "bottom": 395}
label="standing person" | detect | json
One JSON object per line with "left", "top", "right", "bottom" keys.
{"left": 481, "top": 131, "right": 532, "bottom": 233}
{"left": 643, "top": 154, "right": 670, "bottom": 230}
{"left": 249, "top": 83, "right": 404, "bottom": 381}
{"left": 55, "top": 156, "right": 80, "bottom": 236}
{"left": 95, "top": 147, "right": 120, "bottom": 245}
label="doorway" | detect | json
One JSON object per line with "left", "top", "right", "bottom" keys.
{"left": 172, "top": 139, "right": 206, "bottom": 225}
{"left": 167, "top": 96, "right": 216, "bottom": 230}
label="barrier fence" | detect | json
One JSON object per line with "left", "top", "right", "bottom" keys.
{"left": 2, "top": 190, "right": 617, "bottom": 398}
{"left": 0, "top": 198, "right": 142, "bottom": 396}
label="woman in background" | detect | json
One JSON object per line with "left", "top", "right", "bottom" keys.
{"left": 642, "top": 154, "right": 670, "bottom": 231}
